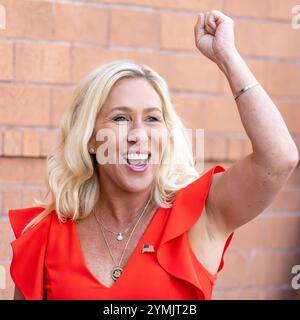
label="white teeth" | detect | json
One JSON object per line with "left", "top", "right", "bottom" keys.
{"left": 126, "top": 153, "right": 149, "bottom": 160}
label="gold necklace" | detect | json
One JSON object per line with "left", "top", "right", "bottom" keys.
{"left": 94, "top": 193, "right": 153, "bottom": 282}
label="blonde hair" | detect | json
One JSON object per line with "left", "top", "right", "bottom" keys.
{"left": 21, "top": 59, "right": 200, "bottom": 235}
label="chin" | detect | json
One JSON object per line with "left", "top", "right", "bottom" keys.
{"left": 118, "top": 169, "right": 155, "bottom": 191}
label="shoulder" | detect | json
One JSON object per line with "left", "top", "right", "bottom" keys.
{"left": 9, "top": 206, "right": 54, "bottom": 300}
{"left": 8, "top": 206, "right": 52, "bottom": 239}
{"left": 165, "top": 165, "right": 227, "bottom": 239}
{"left": 156, "top": 165, "right": 228, "bottom": 298}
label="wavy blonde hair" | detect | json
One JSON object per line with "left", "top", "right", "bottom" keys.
{"left": 21, "top": 59, "right": 200, "bottom": 235}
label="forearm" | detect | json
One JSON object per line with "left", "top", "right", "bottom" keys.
{"left": 218, "top": 50, "right": 299, "bottom": 171}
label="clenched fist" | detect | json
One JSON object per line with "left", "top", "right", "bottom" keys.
{"left": 194, "top": 10, "right": 238, "bottom": 67}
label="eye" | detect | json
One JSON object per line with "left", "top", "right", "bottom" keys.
{"left": 147, "top": 116, "right": 159, "bottom": 122}
{"left": 113, "top": 115, "right": 128, "bottom": 122}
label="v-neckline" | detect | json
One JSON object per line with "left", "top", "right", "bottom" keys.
{"left": 72, "top": 206, "right": 162, "bottom": 290}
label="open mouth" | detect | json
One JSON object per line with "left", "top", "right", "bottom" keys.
{"left": 124, "top": 153, "right": 151, "bottom": 167}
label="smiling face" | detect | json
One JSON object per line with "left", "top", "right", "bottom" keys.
{"left": 90, "top": 77, "right": 168, "bottom": 193}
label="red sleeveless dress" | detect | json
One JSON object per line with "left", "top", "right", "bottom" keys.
{"left": 9, "top": 165, "right": 234, "bottom": 300}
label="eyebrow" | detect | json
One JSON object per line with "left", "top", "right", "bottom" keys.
{"left": 108, "top": 106, "right": 163, "bottom": 114}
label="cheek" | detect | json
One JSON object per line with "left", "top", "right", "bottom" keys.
{"left": 150, "top": 131, "right": 168, "bottom": 160}
{"left": 94, "top": 127, "right": 127, "bottom": 165}
{"left": 95, "top": 127, "right": 127, "bottom": 150}
{"left": 158, "top": 128, "right": 169, "bottom": 150}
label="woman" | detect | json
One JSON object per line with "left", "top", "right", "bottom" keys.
{"left": 9, "top": 10, "right": 298, "bottom": 300}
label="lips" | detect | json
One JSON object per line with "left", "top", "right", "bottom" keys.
{"left": 126, "top": 161, "right": 149, "bottom": 172}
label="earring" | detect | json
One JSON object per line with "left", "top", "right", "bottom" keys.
{"left": 89, "top": 147, "right": 96, "bottom": 154}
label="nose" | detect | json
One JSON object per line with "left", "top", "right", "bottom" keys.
{"left": 127, "top": 127, "right": 149, "bottom": 145}
{"left": 127, "top": 119, "right": 149, "bottom": 145}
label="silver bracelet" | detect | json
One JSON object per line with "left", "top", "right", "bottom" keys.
{"left": 233, "top": 81, "right": 260, "bottom": 100}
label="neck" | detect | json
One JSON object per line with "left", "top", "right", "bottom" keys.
{"left": 94, "top": 187, "right": 155, "bottom": 229}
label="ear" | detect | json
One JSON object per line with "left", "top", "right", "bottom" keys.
{"left": 88, "top": 131, "right": 96, "bottom": 148}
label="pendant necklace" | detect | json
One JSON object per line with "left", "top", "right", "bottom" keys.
{"left": 94, "top": 192, "right": 153, "bottom": 281}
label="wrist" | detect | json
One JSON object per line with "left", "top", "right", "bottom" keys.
{"left": 216, "top": 49, "right": 242, "bottom": 75}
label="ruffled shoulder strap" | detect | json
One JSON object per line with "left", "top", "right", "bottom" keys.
{"left": 156, "top": 165, "right": 234, "bottom": 299}
{"left": 9, "top": 207, "right": 53, "bottom": 300}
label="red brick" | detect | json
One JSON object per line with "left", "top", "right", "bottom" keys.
{"left": 215, "top": 251, "right": 249, "bottom": 287}
{"left": 23, "top": 158, "right": 47, "bottom": 185}
{"left": 71, "top": 46, "right": 118, "bottom": 83}
{"left": 202, "top": 96, "right": 245, "bottom": 132}
{"left": 40, "top": 130, "right": 60, "bottom": 157}
{"left": 294, "top": 138, "right": 300, "bottom": 156}
{"left": 213, "top": 289, "right": 260, "bottom": 300}
{"left": 22, "top": 188, "right": 46, "bottom": 208}
{"left": 0, "top": 263, "right": 14, "bottom": 300}
{"left": 172, "top": 0, "right": 223, "bottom": 11}
{"left": 23, "top": 131, "right": 40, "bottom": 157}
{"left": 0, "top": 158, "right": 46, "bottom": 185}
{"left": 0, "top": 131, "right": 3, "bottom": 156}
{"left": 265, "top": 62, "right": 300, "bottom": 97}
{"left": 235, "top": 21, "right": 300, "bottom": 59}
{"left": 233, "top": 214, "right": 300, "bottom": 250}
{"left": 224, "top": 0, "right": 269, "bottom": 18}
{"left": 269, "top": 0, "right": 299, "bottom": 20}
{"left": 50, "top": 87, "right": 74, "bottom": 127}
{"left": 171, "top": 94, "right": 206, "bottom": 130}
{"left": 0, "top": 41, "right": 13, "bottom": 80}
{"left": 216, "top": 251, "right": 300, "bottom": 288}
{"left": 285, "top": 164, "right": 300, "bottom": 187}
{"left": 0, "top": 0, "right": 53, "bottom": 39}
{"left": 90, "top": 0, "right": 223, "bottom": 11}
{"left": 213, "top": 288, "right": 297, "bottom": 300}
{"left": 261, "top": 289, "right": 297, "bottom": 300}
{"left": 0, "top": 219, "right": 13, "bottom": 260}
{"left": 160, "top": 11, "right": 197, "bottom": 51}
{"left": 71, "top": 46, "right": 221, "bottom": 92}
{"left": 192, "top": 132, "right": 205, "bottom": 170}
{"left": 110, "top": 9, "right": 160, "bottom": 48}
{"left": 227, "top": 138, "right": 244, "bottom": 161}
{"left": 53, "top": 3, "right": 108, "bottom": 44}
{"left": 2, "top": 189, "right": 22, "bottom": 215}
{"left": 241, "top": 139, "right": 253, "bottom": 156}
{"left": 205, "top": 135, "right": 228, "bottom": 161}
{"left": 274, "top": 99, "right": 300, "bottom": 134}
{"left": 267, "top": 188, "right": 300, "bottom": 211}
{"left": 248, "top": 251, "right": 300, "bottom": 287}
{"left": 146, "top": 51, "right": 221, "bottom": 92}
{"left": 3, "top": 129, "right": 22, "bottom": 156}
{"left": 15, "top": 42, "right": 71, "bottom": 83}
{"left": 0, "top": 84, "right": 50, "bottom": 126}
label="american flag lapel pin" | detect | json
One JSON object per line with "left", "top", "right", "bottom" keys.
{"left": 142, "top": 244, "right": 155, "bottom": 253}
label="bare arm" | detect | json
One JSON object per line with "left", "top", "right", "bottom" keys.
{"left": 207, "top": 49, "right": 299, "bottom": 235}
{"left": 13, "top": 286, "right": 25, "bottom": 300}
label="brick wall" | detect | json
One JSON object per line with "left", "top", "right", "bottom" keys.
{"left": 0, "top": 0, "right": 299, "bottom": 300}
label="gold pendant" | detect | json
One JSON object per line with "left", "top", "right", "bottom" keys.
{"left": 111, "top": 266, "right": 123, "bottom": 281}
